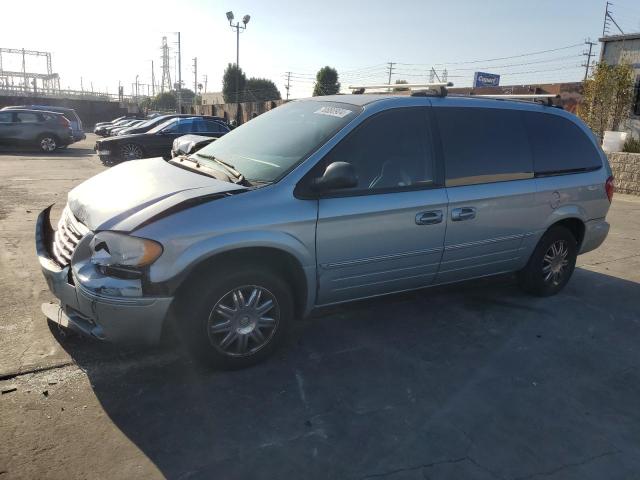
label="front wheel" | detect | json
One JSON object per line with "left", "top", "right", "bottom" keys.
{"left": 38, "top": 135, "right": 57, "bottom": 152}
{"left": 518, "top": 225, "right": 577, "bottom": 296}
{"left": 120, "top": 143, "right": 144, "bottom": 161}
{"left": 179, "top": 267, "right": 293, "bottom": 369}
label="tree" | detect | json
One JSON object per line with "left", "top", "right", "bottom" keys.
{"left": 578, "top": 62, "right": 635, "bottom": 140}
{"left": 153, "top": 91, "right": 176, "bottom": 111}
{"left": 313, "top": 66, "right": 340, "bottom": 96}
{"left": 245, "top": 78, "right": 281, "bottom": 102}
{"left": 222, "top": 63, "right": 247, "bottom": 103}
{"left": 393, "top": 79, "right": 409, "bottom": 92}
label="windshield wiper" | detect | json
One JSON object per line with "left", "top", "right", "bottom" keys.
{"left": 194, "top": 152, "right": 245, "bottom": 183}
{"left": 169, "top": 156, "right": 227, "bottom": 181}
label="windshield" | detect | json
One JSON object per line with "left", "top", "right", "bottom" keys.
{"left": 193, "top": 101, "right": 361, "bottom": 182}
{"left": 136, "top": 116, "right": 170, "bottom": 130}
{"left": 148, "top": 118, "right": 179, "bottom": 134}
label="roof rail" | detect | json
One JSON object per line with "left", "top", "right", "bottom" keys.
{"left": 466, "top": 93, "right": 560, "bottom": 106}
{"left": 349, "top": 82, "right": 453, "bottom": 97}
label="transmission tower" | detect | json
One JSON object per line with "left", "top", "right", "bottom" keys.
{"left": 160, "top": 36, "right": 172, "bottom": 92}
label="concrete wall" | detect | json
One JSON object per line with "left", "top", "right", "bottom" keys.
{"left": 0, "top": 95, "right": 132, "bottom": 129}
{"left": 609, "top": 152, "right": 640, "bottom": 195}
{"left": 196, "top": 99, "right": 285, "bottom": 124}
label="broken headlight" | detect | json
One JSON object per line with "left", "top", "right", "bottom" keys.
{"left": 90, "top": 232, "right": 163, "bottom": 268}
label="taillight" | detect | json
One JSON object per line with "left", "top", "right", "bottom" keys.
{"left": 605, "top": 175, "right": 614, "bottom": 203}
{"left": 58, "top": 116, "right": 71, "bottom": 128}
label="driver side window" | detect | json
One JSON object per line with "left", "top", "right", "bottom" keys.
{"left": 322, "top": 107, "right": 434, "bottom": 192}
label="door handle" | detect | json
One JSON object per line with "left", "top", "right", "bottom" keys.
{"left": 451, "top": 207, "right": 476, "bottom": 221}
{"left": 415, "top": 210, "right": 443, "bottom": 225}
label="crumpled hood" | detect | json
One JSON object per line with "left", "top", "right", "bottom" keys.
{"left": 68, "top": 157, "right": 246, "bottom": 231}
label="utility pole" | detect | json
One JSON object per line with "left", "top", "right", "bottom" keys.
{"left": 203, "top": 74, "right": 208, "bottom": 93}
{"left": 285, "top": 71, "right": 292, "bottom": 100}
{"left": 151, "top": 60, "right": 156, "bottom": 96}
{"left": 226, "top": 11, "right": 250, "bottom": 125}
{"left": 193, "top": 57, "right": 198, "bottom": 107}
{"left": 602, "top": 1, "right": 624, "bottom": 37}
{"left": 176, "top": 32, "right": 182, "bottom": 113}
{"left": 583, "top": 39, "right": 596, "bottom": 82}
{"left": 386, "top": 61, "right": 395, "bottom": 88}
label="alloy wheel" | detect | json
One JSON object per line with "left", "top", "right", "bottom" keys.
{"left": 542, "top": 240, "right": 569, "bottom": 286}
{"left": 207, "top": 285, "right": 280, "bottom": 357}
{"left": 40, "top": 137, "right": 56, "bottom": 152}
{"left": 121, "top": 144, "right": 143, "bottom": 160}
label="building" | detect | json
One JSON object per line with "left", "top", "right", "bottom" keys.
{"left": 599, "top": 33, "right": 640, "bottom": 136}
{"left": 448, "top": 82, "right": 583, "bottom": 114}
{"left": 201, "top": 92, "right": 225, "bottom": 106}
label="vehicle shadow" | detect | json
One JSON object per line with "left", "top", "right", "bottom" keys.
{"left": 0, "top": 146, "right": 95, "bottom": 158}
{"left": 54, "top": 268, "right": 640, "bottom": 479}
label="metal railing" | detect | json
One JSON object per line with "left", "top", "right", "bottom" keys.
{"left": 0, "top": 85, "right": 137, "bottom": 103}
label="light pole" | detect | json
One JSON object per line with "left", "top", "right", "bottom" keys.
{"left": 226, "top": 11, "right": 250, "bottom": 125}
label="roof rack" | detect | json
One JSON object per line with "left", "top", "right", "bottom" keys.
{"left": 349, "top": 82, "right": 453, "bottom": 97}
{"left": 467, "top": 93, "right": 560, "bottom": 106}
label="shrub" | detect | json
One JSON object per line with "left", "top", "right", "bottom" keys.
{"left": 623, "top": 135, "right": 640, "bottom": 153}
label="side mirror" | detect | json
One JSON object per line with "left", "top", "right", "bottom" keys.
{"left": 312, "top": 162, "right": 358, "bottom": 191}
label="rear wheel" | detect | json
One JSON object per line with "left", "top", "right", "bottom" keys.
{"left": 178, "top": 266, "right": 293, "bottom": 369}
{"left": 518, "top": 225, "right": 577, "bottom": 296}
{"left": 120, "top": 143, "right": 144, "bottom": 160}
{"left": 38, "top": 135, "right": 57, "bottom": 152}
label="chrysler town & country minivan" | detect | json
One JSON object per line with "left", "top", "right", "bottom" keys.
{"left": 36, "top": 92, "right": 613, "bottom": 369}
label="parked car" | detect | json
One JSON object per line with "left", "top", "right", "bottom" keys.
{"left": 37, "top": 94, "right": 613, "bottom": 369}
{"left": 95, "top": 116, "right": 230, "bottom": 163}
{"left": 0, "top": 108, "right": 73, "bottom": 152}
{"left": 2, "top": 105, "right": 84, "bottom": 142}
{"left": 94, "top": 118, "right": 133, "bottom": 136}
{"left": 171, "top": 134, "right": 217, "bottom": 157}
{"left": 109, "top": 119, "right": 145, "bottom": 136}
{"left": 94, "top": 114, "right": 142, "bottom": 129}
{"left": 103, "top": 119, "right": 144, "bottom": 137}
{"left": 116, "top": 114, "right": 227, "bottom": 136}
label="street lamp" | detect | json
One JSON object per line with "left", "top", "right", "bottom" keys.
{"left": 227, "top": 10, "right": 250, "bottom": 125}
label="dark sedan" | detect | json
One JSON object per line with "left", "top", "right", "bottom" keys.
{"left": 95, "top": 116, "right": 230, "bottom": 163}
{"left": 115, "top": 113, "right": 226, "bottom": 136}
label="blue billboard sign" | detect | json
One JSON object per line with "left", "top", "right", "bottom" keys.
{"left": 473, "top": 72, "right": 500, "bottom": 88}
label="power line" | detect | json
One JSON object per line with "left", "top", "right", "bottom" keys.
{"left": 395, "top": 42, "right": 584, "bottom": 67}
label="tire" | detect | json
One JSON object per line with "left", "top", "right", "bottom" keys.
{"left": 178, "top": 266, "right": 294, "bottom": 369}
{"left": 518, "top": 225, "right": 577, "bottom": 296}
{"left": 120, "top": 143, "right": 144, "bottom": 161}
{"left": 38, "top": 135, "right": 58, "bottom": 153}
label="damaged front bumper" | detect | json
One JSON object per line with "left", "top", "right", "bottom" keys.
{"left": 36, "top": 206, "right": 172, "bottom": 345}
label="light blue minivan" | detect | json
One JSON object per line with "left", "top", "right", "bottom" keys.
{"left": 37, "top": 91, "right": 613, "bottom": 369}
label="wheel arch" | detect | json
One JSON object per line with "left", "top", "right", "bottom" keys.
{"left": 543, "top": 205, "right": 588, "bottom": 249}
{"left": 37, "top": 132, "right": 60, "bottom": 143}
{"left": 171, "top": 245, "right": 312, "bottom": 322}
{"left": 549, "top": 217, "right": 585, "bottom": 248}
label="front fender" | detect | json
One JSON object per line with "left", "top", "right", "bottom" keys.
{"left": 148, "top": 229, "right": 317, "bottom": 314}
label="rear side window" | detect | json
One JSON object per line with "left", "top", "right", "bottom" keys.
{"left": 0, "top": 112, "right": 12, "bottom": 123}
{"left": 435, "top": 107, "right": 533, "bottom": 186}
{"left": 522, "top": 112, "right": 601, "bottom": 174}
{"left": 16, "top": 112, "right": 41, "bottom": 123}
{"left": 195, "top": 120, "right": 225, "bottom": 133}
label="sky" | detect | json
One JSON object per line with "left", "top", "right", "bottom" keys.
{"left": 1, "top": 0, "right": 640, "bottom": 100}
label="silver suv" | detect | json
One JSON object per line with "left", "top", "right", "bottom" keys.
{"left": 36, "top": 93, "right": 613, "bottom": 369}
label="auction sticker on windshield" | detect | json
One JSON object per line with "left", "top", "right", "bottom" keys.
{"left": 314, "top": 106, "right": 352, "bottom": 118}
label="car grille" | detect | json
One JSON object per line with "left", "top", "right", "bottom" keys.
{"left": 52, "top": 206, "right": 90, "bottom": 267}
